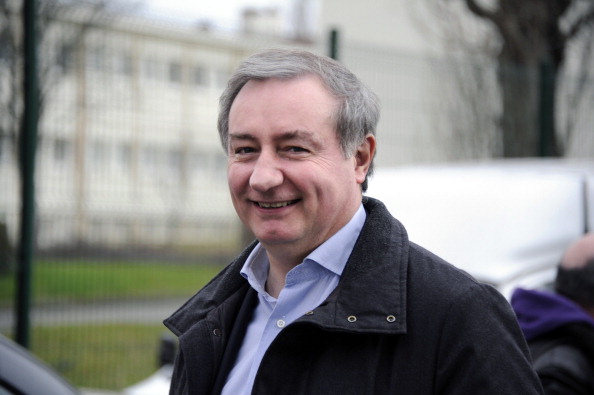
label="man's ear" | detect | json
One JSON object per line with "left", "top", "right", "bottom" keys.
{"left": 354, "top": 134, "right": 376, "bottom": 184}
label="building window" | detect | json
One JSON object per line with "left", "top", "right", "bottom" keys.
{"left": 53, "top": 138, "right": 70, "bottom": 163}
{"left": 215, "top": 69, "right": 229, "bottom": 88}
{"left": 168, "top": 62, "right": 182, "bottom": 84}
{"left": 168, "top": 148, "right": 182, "bottom": 173}
{"left": 89, "top": 47, "right": 106, "bottom": 72}
{"left": 191, "top": 150, "right": 208, "bottom": 173}
{"left": 0, "top": 26, "right": 13, "bottom": 62}
{"left": 192, "top": 65, "right": 207, "bottom": 87}
{"left": 115, "top": 52, "right": 133, "bottom": 76}
{"left": 57, "top": 43, "right": 75, "bottom": 74}
{"left": 91, "top": 141, "right": 109, "bottom": 166}
{"left": 141, "top": 145, "right": 160, "bottom": 171}
{"left": 0, "top": 135, "right": 7, "bottom": 164}
{"left": 143, "top": 58, "right": 161, "bottom": 80}
{"left": 116, "top": 143, "right": 132, "bottom": 169}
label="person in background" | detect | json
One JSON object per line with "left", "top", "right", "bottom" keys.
{"left": 164, "top": 48, "right": 543, "bottom": 395}
{"left": 512, "top": 233, "right": 594, "bottom": 394}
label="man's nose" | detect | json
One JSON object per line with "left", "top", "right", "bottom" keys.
{"left": 249, "top": 152, "right": 284, "bottom": 192}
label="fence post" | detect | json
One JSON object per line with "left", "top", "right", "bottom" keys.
{"left": 16, "top": 0, "right": 39, "bottom": 348}
{"left": 329, "top": 28, "right": 339, "bottom": 60}
{"left": 538, "top": 59, "right": 555, "bottom": 157}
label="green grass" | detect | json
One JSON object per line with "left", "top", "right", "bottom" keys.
{"left": 32, "top": 324, "right": 169, "bottom": 391}
{"left": 1, "top": 259, "right": 228, "bottom": 391}
{"left": 0, "top": 259, "right": 225, "bottom": 304}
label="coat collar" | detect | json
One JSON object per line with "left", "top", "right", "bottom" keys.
{"left": 299, "top": 197, "right": 409, "bottom": 334}
{"left": 164, "top": 197, "right": 409, "bottom": 336}
{"left": 164, "top": 243, "right": 255, "bottom": 336}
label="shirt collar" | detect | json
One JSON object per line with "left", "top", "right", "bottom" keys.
{"left": 240, "top": 204, "right": 366, "bottom": 291}
{"left": 306, "top": 204, "right": 366, "bottom": 276}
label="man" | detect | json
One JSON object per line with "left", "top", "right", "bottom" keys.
{"left": 164, "top": 48, "right": 543, "bottom": 394}
{"left": 512, "top": 233, "right": 594, "bottom": 394}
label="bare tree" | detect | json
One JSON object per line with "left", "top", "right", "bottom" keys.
{"left": 456, "top": 1, "right": 594, "bottom": 157}
{"left": 0, "top": 0, "right": 137, "bottom": 256}
{"left": 413, "top": 1, "right": 594, "bottom": 157}
{"left": 4, "top": 0, "right": 142, "bottom": 158}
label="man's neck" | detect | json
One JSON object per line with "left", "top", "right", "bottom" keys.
{"left": 263, "top": 249, "right": 305, "bottom": 298}
{"left": 259, "top": 202, "right": 364, "bottom": 298}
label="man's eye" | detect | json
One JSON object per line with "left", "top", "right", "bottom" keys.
{"left": 234, "top": 147, "right": 255, "bottom": 155}
{"left": 287, "top": 146, "right": 308, "bottom": 153}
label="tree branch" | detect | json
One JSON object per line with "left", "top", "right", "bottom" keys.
{"left": 464, "top": 0, "right": 496, "bottom": 21}
{"left": 566, "top": 5, "right": 594, "bottom": 40}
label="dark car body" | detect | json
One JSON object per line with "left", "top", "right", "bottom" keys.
{"left": 0, "top": 334, "right": 80, "bottom": 395}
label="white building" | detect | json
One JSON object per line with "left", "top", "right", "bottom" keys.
{"left": 1, "top": 1, "right": 592, "bottom": 255}
{"left": 318, "top": 0, "right": 594, "bottom": 162}
{"left": 1, "top": 5, "right": 317, "bottom": 255}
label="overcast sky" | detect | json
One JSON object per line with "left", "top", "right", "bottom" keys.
{"left": 142, "top": 0, "right": 290, "bottom": 29}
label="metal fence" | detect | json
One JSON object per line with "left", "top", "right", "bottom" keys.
{"left": 0, "top": 2, "right": 593, "bottom": 392}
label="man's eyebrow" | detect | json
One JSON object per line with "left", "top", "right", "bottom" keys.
{"left": 276, "top": 130, "right": 322, "bottom": 146}
{"left": 279, "top": 130, "right": 313, "bottom": 140}
{"left": 229, "top": 133, "right": 256, "bottom": 142}
{"left": 229, "top": 130, "right": 322, "bottom": 145}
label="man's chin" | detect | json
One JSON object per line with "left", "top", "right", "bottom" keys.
{"left": 253, "top": 231, "right": 297, "bottom": 246}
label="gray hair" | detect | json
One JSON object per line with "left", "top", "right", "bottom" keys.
{"left": 217, "top": 48, "right": 380, "bottom": 190}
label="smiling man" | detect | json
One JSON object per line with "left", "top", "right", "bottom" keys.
{"left": 226, "top": 75, "right": 372, "bottom": 297}
{"left": 164, "top": 48, "right": 543, "bottom": 395}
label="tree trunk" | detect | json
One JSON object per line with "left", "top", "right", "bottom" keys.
{"left": 462, "top": 0, "right": 573, "bottom": 158}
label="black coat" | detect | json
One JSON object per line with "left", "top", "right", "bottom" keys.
{"left": 529, "top": 323, "right": 594, "bottom": 394}
{"left": 164, "top": 198, "right": 543, "bottom": 394}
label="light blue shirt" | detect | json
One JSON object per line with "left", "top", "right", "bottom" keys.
{"left": 221, "top": 204, "right": 366, "bottom": 395}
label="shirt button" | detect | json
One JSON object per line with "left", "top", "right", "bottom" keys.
{"left": 276, "top": 319, "right": 286, "bottom": 328}
{"left": 386, "top": 315, "right": 396, "bottom": 323}
{"left": 347, "top": 315, "right": 357, "bottom": 323}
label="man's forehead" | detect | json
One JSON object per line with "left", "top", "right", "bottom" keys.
{"left": 238, "top": 74, "right": 330, "bottom": 94}
{"left": 229, "top": 129, "right": 322, "bottom": 143}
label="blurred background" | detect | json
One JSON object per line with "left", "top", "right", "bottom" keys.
{"left": 1, "top": 0, "right": 593, "bottom": 393}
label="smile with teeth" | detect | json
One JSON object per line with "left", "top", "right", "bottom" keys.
{"left": 257, "top": 200, "right": 298, "bottom": 208}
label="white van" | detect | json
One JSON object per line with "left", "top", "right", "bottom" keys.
{"left": 365, "top": 159, "right": 594, "bottom": 299}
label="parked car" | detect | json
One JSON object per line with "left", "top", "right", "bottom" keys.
{"left": 0, "top": 333, "right": 80, "bottom": 395}
{"left": 365, "top": 158, "right": 594, "bottom": 299}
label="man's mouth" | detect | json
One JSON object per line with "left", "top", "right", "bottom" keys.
{"left": 256, "top": 200, "right": 299, "bottom": 209}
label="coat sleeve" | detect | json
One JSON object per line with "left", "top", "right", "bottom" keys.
{"left": 435, "top": 283, "right": 544, "bottom": 394}
{"left": 533, "top": 344, "right": 594, "bottom": 395}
